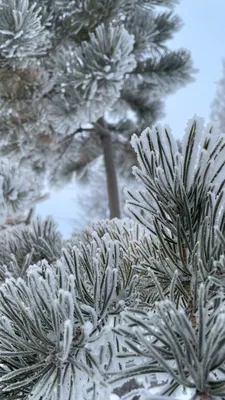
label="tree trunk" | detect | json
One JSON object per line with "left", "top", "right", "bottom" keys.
{"left": 94, "top": 119, "right": 121, "bottom": 219}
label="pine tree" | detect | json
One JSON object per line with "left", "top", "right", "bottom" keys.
{"left": 0, "top": 0, "right": 195, "bottom": 220}
{"left": 1, "top": 116, "right": 225, "bottom": 399}
{"left": 211, "top": 60, "right": 225, "bottom": 131}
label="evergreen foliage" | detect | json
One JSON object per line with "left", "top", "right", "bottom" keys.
{"left": 1, "top": 116, "right": 225, "bottom": 399}
{"left": 0, "top": 0, "right": 195, "bottom": 219}
{"left": 0, "top": 216, "right": 62, "bottom": 281}
{"left": 0, "top": 159, "right": 41, "bottom": 226}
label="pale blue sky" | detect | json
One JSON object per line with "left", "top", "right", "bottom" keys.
{"left": 37, "top": 0, "right": 225, "bottom": 236}
{"left": 161, "top": 0, "right": 225, "bottom": 136}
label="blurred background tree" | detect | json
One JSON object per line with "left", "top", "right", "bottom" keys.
{"left": 0, "top": 0, "right": 195, "bottom": 224}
